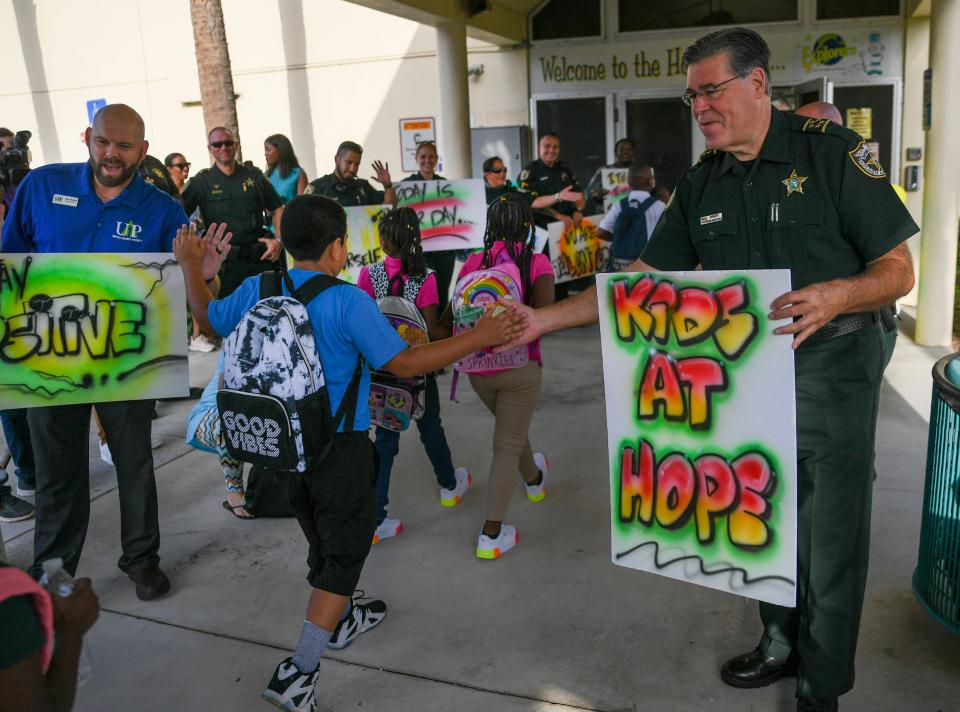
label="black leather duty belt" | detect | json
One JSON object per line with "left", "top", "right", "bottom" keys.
{"left": 803, "top": 311, "right": 878, "bottom": 347}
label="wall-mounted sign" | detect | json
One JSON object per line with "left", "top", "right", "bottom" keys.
{"left": 399, "top": 117, "right": 436, "bottom": 173}
{"left": 846, "top": 107, "right": 873, "bottom": 139}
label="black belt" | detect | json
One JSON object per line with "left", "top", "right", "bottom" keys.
{"left": 802, "top": 312, "right": 877, "bottom": 347}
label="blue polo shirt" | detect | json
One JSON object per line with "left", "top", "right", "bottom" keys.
{"left": 1, "top": 162, "right": 189, "bottom": 253}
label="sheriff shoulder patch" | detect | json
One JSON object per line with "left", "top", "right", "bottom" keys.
{"left": 848, "top": 141, "right": 886, "bottom": 179}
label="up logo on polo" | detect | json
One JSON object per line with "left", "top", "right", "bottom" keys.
{"left": 221, "top": 410, "right": 282, "bottom": 458}
{"left": 114, "top": 219, "right": 143, "bottom": 242}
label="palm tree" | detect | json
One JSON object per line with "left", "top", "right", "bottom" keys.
{"left": 189, "top": 0, "right": 240, "bottom": 155}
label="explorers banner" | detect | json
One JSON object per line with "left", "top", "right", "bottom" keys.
{"left": 597, "top": 269, "right": 797, "bottom": 607}
{"left": 395, "top": 178, "right": 487, "bottom": 252}
{"left": 547, "top": 215, "right": 609, "bottom": 284}
{"left": 0, "top": 253, "right": 189, "bottom": 408}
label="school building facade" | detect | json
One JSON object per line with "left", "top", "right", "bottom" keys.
{"left": 0, "top": 0, "right": 956, "bottom": 344}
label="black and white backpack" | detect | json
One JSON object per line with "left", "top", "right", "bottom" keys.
{"left": 367, "top": 263, "right": 430, "bottom": 432}
{"left": 217, "top": 270, "right": 361, "bottom": 472}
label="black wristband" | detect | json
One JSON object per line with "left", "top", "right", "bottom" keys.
{"left": 383, "top": 182, "right": 393, "bottom": 190}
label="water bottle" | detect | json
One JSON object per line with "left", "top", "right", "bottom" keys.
{"left": 39, "top": 558, "right": 93, "bottom": 686}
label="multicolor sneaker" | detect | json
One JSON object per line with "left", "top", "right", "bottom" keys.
{"left": 476, "top": 524, "right": 518, "bottom": 560}
{"left": 328, "top": 595, "right": 388, "bottom": 650}
{"left": 440, "top": 467, "right": 472, "bottom": 507}
{"left": 373, "top": 517, "right": 403, "bottom": 544}
{"left": 262, "top": 657, "right": 319, "bottom": 712}
{"left": 526, "top": 453, "right": 549, "bottom": 502}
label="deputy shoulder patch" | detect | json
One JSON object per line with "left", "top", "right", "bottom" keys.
{"left": 303, "top": 183, "right": 315, "bottom": 194}
{"left": 801, "top": 118, "right": 831, "bottom": 134}
{"left": 848, "top": 140, "right": 886, "bottom": 179}
{"left": 519, "top": 169, "right": 530, "bottom": 182}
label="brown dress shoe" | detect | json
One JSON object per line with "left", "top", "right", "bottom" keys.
{"left": 720, "top": 648, "right": 797, "bottom": 688}
{"left": 128, "top": 566, "right": 171, "bottom": 601}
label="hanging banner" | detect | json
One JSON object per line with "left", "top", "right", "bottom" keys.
{"left": 0, "top": 253, "right": 188, "bottom": 408}
{"left": 597, "top": 269, "right": 797, "bottom": 607}
{"left": 601, "top": 168, "right": 630, "bottom": 212}
{"left": 547, "top": 214, "right": 609, "bottom": 283}
{"left": 395, "top": 179, "right": 487, "bottom": 252}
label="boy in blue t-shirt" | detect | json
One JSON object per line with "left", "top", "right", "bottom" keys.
{"left": 174, "top": 194, "right": 520, "bottom": 712}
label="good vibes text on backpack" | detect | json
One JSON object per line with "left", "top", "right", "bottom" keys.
{"left": 451, "top": 252, "right": 528, "bottom": 374}
{"left": 612, "top": 194, "right": 659, "bottom": 261}
{"left": 367, "top": 262, "right": 429, "bottom": 432}
{"left": 217, "top": 271, "right": 362, "bottom": 472}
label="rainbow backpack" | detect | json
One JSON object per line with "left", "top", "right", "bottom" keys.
{"left": 451, "top": 251, "right": 529, "bottom": 375}
{"left": 368, "top": 263, "right": 430, "bottom": 431}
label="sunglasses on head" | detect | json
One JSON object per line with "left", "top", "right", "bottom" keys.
{"left": 486, "top": 167, "right": 507, "bottom": 174}
{"left": 210, "top": 140, "right": 235, "bottom": 149}
{"left": 169, "top": 162, "right": 191, "bottom": 170}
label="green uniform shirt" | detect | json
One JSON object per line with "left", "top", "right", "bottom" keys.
{"left": 641, "top": 108, "right": 918, "bottom": 290}
{"left": 181, "top": 163, "right": 283, "bottom": 245}
{"left": 518, "top": 158, "right": 582, "bottom": 226}
{"left": 304, "top": 172, "right": 384, "bottom": 206}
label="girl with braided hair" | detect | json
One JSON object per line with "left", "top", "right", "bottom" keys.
{"left": 357, "top": 207, "right": 471, "bottom": 544}
{"left": 455, "top": 193, "right": 555, "bottom": 559}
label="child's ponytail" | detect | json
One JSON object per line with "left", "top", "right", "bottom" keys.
{"left": 482, "top": 194, "right": 535, "bottom": 304}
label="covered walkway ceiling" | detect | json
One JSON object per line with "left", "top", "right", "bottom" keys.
{"left": 344, "top": 0, "right": 541, "bottom": 45}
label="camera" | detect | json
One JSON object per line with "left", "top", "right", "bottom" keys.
{"left": 0, "top": 130, "right": 32, "bottom": 188}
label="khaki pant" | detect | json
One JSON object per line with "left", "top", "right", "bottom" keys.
{"left": 468, "top": 361, "right": 542, "bottom": 522}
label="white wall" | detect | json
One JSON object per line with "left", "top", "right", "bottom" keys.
{"left": 0, "top": 0, "right": 529, "bottom": 181}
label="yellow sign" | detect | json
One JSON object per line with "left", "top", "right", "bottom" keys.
{"left": 846, "top": 108, "right": 873, "bottom": 140}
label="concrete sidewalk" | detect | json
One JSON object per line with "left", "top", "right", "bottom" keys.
{"left": 3, "top": 326, "right": 959, "bottom": 712}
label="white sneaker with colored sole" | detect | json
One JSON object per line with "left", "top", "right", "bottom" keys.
{"left": 476, "top": 524, "right": 518, "bottom": 560}
{"left": 440, "top": 467, "right": 471, "bottom": 507}
{"left": 526, "top": 452, "right": 549, "bottom": 502}
{"left": 373, "top": 517, "right": 403, "bottom": 544}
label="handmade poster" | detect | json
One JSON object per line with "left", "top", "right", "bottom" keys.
{"left": 286, "top": 205, "right": 388, "bottom": 283}
{"left": 0, "top": 253, "right": 189, "bottom": 408}
{"left": 547, "top": 214, "right": 609, "bottom": 284}
{"left": 534, "top": 226, "right": 549, "bottom": 255}
{"left": 597, "top": 269, "right": 797, "bottom": 607}
{"left": 395, "top": 179, "right": 486, "bottom": 252}
{"left": 602, "top": 168, "right": 630, "bottom": 212}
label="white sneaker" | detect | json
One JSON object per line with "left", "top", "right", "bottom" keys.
{"left": 373, "top": 517, "right": 403, "bottom": 544}
{"left": 440, "top": 467, "right": 471, "bottom": 507}
{"left": 262, "top": 657, "right": 318, "bottom": 712}
{"left": 526, "top": 453, "right": 549, "bottom": 502}
{"left": 476, "top": 524, "right": 518, "bottom": 560}
{"left": 188, "top": 334, "right": 216, "bottom": 352}
{"left": 99, "top": 440, "right": 114, "bottom": 466}
{"left": 16, "top": 485, "right": 35, "bottom": 497}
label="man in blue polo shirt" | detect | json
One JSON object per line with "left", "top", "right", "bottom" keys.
{"left": 2, "top": 104, "right": 190, "bottom": 601}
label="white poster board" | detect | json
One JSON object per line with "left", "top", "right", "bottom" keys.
{"left": 399, "top": 117, "right": 436, "bottom": 173}
{"left": 597, "top": 269, "right": 797, "bottom": 607}
{"left": 546, "top": 214, "right": 608, "bottom": 283}
{"left": 395, "top": 179, "right": 487, "bottom": 252}
{"left": 602, "top": 168, "right": 630, "bottom": 212}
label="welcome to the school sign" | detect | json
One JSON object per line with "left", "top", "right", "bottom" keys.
{"left": 597, "top": 269, "right": 797, "bottom": 607}
{"left": 0, "top": 253, "right": 189, "bottom": 408}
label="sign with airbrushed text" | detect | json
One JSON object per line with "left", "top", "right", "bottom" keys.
{"left": 0, "top": 253, "right": 189, "bottom": 408}
{"left": 597, "top": 269, "right": 797, "bottom": 607}
{"left": 547, "top": 214, "right": 608, "bottom": 284}
{"left": 602, "top": 168, "right": 630, "bottom": 212}
{"left": 285, "top": 204, "right": 388, "bottom": 284}
{"left": 395, "top": 179, "right": 486, "bottom": 252}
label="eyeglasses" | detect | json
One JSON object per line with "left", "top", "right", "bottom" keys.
{"left": 169, "top": 162, "right": 191, "bottom": 170}
{"left": 681, "top": 74, "right": 744, "bottom": 107}
{"left": 209, "top": 140, "right": 235, "bottom": 149}
{"left": 485, "top": 168, "right": 507, "bottom": 174}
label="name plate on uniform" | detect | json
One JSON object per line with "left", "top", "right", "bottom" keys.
{"left": 597, "top": 269, "right": 798, "bottom": 607}
{"left": 0, "top": 252, "right": 189, "bottom": 408}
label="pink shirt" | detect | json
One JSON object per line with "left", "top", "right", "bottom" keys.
{"left": 458, "top": 242, "right": 555, "bottom": 366}
{"left": 357, "top": 255, "right": 439, "bottom": 309}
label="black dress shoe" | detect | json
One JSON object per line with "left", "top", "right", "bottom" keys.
{"left": 797, "top": 697, "right": 838, "bottom": 712}
{"left": 720, "top": 648, "right": 796, "bottom": 688}
{"left": 128, "top": 566, "right": 171, "bottom": 601}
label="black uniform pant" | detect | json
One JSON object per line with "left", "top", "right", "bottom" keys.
{"left": 758, "top": 322, "right": 886, "bottom": 699}
{"left": 27, "top": 400, "right": 160, "bottom": 578}
{"left": 219, "top": 258, "right": 275, "bottom": 298}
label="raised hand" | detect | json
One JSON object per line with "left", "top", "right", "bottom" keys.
{"left": 371, "top": 160, "right": 392, "bottom": 187}
{"left": 173, "top": 223, "right": 206, "bottom": 270}
{"left": 201, "top": 222, "right": 233, "bottom": 279}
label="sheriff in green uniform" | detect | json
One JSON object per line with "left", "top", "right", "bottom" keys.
{"left": 517, "top": 133, "right": 585, "bottom": 229}
{"left": 512, "top": 28, "right": 916, "bottom": 712}
{"left": 182, "top": 127, "right": 284, "bottom": 296}
{"left": 304, "top": 140, "right": 396, "bottom": 207}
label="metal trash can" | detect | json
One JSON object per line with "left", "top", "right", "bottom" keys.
{"left": 913, "top": 354, "right": 960, "bottom": 635}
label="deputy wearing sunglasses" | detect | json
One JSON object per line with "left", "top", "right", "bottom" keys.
{"left": 482, "top": 155, "right": 579, "bottom": 210}
{"left": 181, "top": 127, "right": 285, "bottom": 297}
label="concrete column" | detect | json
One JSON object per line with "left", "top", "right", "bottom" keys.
{"left": 435, "top": 13, "right": 472, "bottom": 179}
{"left": 916, "top": 0, "right": 960, "bottom": 346}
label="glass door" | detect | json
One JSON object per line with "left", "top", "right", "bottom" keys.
{"left": 621, "top": 95, "right": 693, "bottom": 194}
{"left": 532, "top": 94, "right": 613, "bottom": 190}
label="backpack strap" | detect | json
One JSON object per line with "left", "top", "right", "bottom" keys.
{"left": 638, "top": 194, "right": 658, "bottom": 211}
{"left": 259, "top": 270, "right": 285, "bottom": 299}
{"left": 332, "top": 358, "right": 364, "bottom": 431}
{"left": 292, "top": 273, "right": 348, "bottom": 306}
{"left": 369, "top": 262, "right": 390, "bottom": 300}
